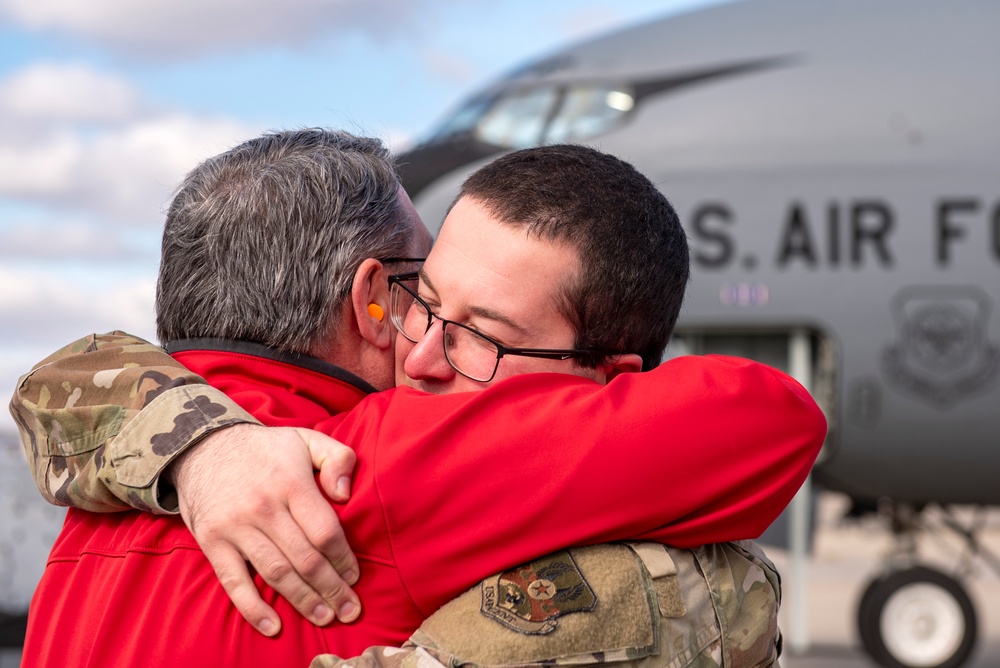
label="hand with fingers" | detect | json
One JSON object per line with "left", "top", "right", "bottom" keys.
{"left": 168, "top": 424, "right": 361, "bottom": 636}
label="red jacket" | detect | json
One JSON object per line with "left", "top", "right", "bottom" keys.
{"left": 24, "top": 341, "right": 825, "bottom": 667}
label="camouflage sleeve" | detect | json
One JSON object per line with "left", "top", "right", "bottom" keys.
{"left": 8, "top": 331, "right": 260, "bottom": 514}
{"left": 309, "top": 644, "right": 447, "bottom": 668}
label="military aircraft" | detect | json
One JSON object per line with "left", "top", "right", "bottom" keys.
{"left": 394, "top": 1, "right": 1000, "bottom": 667}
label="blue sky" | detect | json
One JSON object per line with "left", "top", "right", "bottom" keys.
{"left": 0, "top": 0, "right": 727, "bottom": 426}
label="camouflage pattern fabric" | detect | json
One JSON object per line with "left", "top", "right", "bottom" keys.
{"left": 310, "top": 541, "right": 781, "bottom": 668}
{"left": 8, "top": 332, "right": 258, "bottom": 514}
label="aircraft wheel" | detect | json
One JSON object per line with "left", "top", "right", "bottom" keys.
{"left": 857, "top": 566, "right": 977, "bottom": 668}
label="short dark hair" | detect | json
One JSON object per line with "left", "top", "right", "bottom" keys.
{"left": 458, "top": 144, "right": 688, "bottom": 371}
{"left": 156, "top": 129, "right": 412, "bottom": 354}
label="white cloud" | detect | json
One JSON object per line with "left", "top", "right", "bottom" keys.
{"left": 0, "top": 62, "right": 142, "bottom": 124}
{"left": 0, "top": 114, "right": 254, "bottom": 225}
{"left": 0, "top": 216, "right": 154, "bottom": 260}
{"left": 0, "top": 63, "right": 258, "bottom": 227}
{"left": 0, "top": 262, "right": 158, "bottom": 404}
{"left": 0, "top": 0, "right": 447, "bottom": 58}
{"left": 72, "top": 114, "right": 256, "bottom": 222}
{"left": 0, "top": 129, "right": 82, "bottom": 196}
{"left": 0, "top": 264, "right": 157, "bottom": 347}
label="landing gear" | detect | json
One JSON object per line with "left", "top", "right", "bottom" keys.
{"left": 852, "top": 500, "right": 1000, "bottom": 668}
{"left": 858, "top": 566, "right": 976, "bottom": 668}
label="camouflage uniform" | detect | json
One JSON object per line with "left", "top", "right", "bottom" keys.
{"left": 10, "top": 332, "right": 783, "bottom": 667}
{"left": 311, "top": 542, "right": 781, "bottom": 668}
{"left": 9, "top": 332, "right": 259, "bottom": 513}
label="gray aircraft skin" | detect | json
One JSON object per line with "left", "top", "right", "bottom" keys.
{"left": 396, "top": 1, "right": 999, "bottom": 666}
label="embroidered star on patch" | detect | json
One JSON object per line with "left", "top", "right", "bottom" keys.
{"left": 480, "top": 550, "right": 598, "bottom": 635}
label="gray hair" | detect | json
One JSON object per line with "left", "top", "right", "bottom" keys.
{"left": 156, "top": 128, "right": 412, "bottom": 354}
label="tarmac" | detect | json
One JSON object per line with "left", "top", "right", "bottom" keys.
{"left": 3, "top": 491, "right": 999, "bottom": 667}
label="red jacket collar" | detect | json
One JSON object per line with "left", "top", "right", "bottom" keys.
{"left": 166, "top": 339, "right": 374, "bottom": 426}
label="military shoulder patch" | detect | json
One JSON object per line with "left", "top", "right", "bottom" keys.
{"left": 480, "top": 550, "right": 598, "bottom": 635}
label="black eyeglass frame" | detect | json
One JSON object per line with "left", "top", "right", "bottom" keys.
{"left": 387, "top": 272, "right": 620, "bottom": 382}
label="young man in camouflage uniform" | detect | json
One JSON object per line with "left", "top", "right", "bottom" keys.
{"left": 13, "top": 133, "right": 822, "bottom": 666}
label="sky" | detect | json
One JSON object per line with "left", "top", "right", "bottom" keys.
{"left": 0, "top": 0, "right": 730, "bottom": 433}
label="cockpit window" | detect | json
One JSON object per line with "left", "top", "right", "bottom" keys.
{"left": 423, "top": 83, "right": 636, "bottom": 150}
{"left": 475, "top": 87, "right": 559, "bottom": 149}
{"left": 545, "top": 85, "right": 635, "bottom": 143}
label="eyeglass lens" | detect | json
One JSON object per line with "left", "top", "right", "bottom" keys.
{"left": 389, "top": 280, "right": 500, "bottom": 382}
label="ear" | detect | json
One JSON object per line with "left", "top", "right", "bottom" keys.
{"left": 598, "top": 353, "right": 644, "bottom": 382}
{"left": 350, "top": 258, "right": 393, "bottom": 351}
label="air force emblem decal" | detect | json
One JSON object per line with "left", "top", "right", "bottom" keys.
{"left": 481, "top": 551, "right": 597, "bottom": 635}
{"left": 883, "top": 286, "right": 999, "bottom": 408}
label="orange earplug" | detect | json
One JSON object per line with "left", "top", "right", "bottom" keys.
{"left": 367, "top": 303, "right": 384, "bottom": 321}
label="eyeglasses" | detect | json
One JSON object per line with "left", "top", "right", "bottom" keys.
{"left": 387, "top": 272, "right": 616, "bottom": 383}
{"left": 378, "top": 257, "right": 426, "bottom": 265}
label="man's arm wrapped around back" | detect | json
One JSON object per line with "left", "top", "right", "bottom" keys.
{"left": 9, "top": 331, "right": 259, "bottom": 513}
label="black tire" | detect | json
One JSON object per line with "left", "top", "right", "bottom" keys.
{"left": 857, "top": 566, "right": 977, "bottom": 668}
{"left": 857, "top": 571, "right": 886, "bottom": 656}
